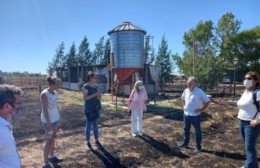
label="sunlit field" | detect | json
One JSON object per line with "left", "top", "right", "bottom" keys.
{"left": 11, "top": 86, "right": 260, "bottom": 168}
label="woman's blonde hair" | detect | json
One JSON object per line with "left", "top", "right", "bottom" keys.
{"left": 134, "top": 80, "right": 143, "bottom": 91}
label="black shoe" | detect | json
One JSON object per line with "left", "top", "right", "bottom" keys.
{"left": 48, "top": 156, "right": 63, "bottom": 164}
{"left": 177, "top": 143, "right": 188, "bottom": 148}
{"left": 87, "top": 142, "right": 92, "bottom": 150}
{"left": 95, "top": 140, "right": 103, "bottom": 149}
{"left": 42, "top": 163, "right": 51, "bottom": 168}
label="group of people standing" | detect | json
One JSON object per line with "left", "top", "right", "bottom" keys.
{"left": 0, "top": 71, "right": 259, "bottom": 168}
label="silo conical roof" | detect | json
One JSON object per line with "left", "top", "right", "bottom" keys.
{"left": 108, "top": 22, "right": 146, "bottom": 35}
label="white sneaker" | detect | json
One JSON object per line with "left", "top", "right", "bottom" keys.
{"left": 139, "top": 132, "right": 143, "bottom": 136}
{"left": 132, "top": 133, "right": 136, "bottom": 137}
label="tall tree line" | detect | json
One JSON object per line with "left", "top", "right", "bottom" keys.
{"left": 173, "top": 12, "right": 259, "bottom": 89}
{"left": 47, "top": 12, "right": 259, "bottom": 91}
{"left": 146, "top": 12, "right": 259, "bottom": 90}
{"left": 47, "top": 36, "right": 110, "bottom": 75}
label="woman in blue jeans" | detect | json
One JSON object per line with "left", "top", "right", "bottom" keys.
{"left": 237, "top": 71, "right": 260, "bottom": 168}
{"left": 82, "top": 71, "right": 102, "bottom": 150}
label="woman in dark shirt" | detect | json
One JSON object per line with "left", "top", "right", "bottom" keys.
{"left": 82, "top": 72, "right": 102, "bottom": 150}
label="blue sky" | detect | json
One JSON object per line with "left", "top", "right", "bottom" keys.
{"left": 0, "top": 0, "right": 259, "bottom": 74}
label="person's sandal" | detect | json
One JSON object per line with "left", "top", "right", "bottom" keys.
{"left": 48, "top": 156, "right": 63, "bottom": 164}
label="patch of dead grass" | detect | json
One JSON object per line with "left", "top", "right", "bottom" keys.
{"left": 14, "top": 89, "right": 260, "bottom": 168}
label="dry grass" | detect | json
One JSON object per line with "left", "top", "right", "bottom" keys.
{"left": 13, "top": 89, "right": 260, "bottom": 168}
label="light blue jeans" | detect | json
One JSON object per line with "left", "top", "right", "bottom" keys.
{"left": 239, "top": 119, "right": 260, "bottom": 168}
{"left": 85, "top": 118, "right": 99, "bottom": 141}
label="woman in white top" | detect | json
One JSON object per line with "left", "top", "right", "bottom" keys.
{"left": 40, "top": 76, "right": 62, "bottom": 168}
{"left": 237, "top": 71, "right": 260, "bottom": 168}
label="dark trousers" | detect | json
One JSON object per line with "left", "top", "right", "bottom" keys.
{"left": 182, "top": 114, "right": 202, "bottom": 150}
{"left": 239, "top": 119, "right": 260, "bottom": 168}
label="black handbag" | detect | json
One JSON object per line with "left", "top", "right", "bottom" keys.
{"left": 86, "top": 109, "right": 99, "bottom": 121}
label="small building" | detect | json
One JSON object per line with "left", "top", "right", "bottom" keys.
{"left": 54, "top": 65, "right": 108, "bottom": 92}
{"left": 54, "top": 64, "right": 160, "bottom": 97}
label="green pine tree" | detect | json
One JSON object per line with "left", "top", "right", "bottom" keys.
{"left": 66, "top": 42, "right": 77, "bottom": 67}
{"left": 78, "top": 36, "right": 92, "bottom": 66}
{"left": 155, "top": 36, "right": 172, "bottom": 91}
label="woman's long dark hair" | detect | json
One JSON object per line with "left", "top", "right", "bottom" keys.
{"left": 47, "top": 76, "right": 59, "bottom": 86}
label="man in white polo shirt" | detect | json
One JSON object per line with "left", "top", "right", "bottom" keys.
{"left": 0, "top": 84, "right": 23, "bottom": 168}
{"left": 178, "top": 77, "right": 210, "bottom": 154}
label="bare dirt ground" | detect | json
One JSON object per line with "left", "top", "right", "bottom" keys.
{"left": 14, "top": 88, "right": 260, "bottom": 168}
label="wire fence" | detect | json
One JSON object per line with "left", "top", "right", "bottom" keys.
{"left": 2, "top": 76, "right": 48, "bottom": 95}
{"left": 162, "top": 80, "right": 243, "bottom": 97}
{"left": 1, "top": 76, "right": 242, "bottom": 97}
{"left": 3, "top": 76, "right": 46, "bottom": 86}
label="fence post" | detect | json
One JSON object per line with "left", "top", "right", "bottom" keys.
{"left": 39, "top": 84, "right": 42, "bottom": 95}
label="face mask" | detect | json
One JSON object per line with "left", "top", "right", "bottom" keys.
{"left": 243, "top": 79, "right": 253, "bottom": 88}
{"left": 138, "top": 85, "right": 143, "bottom": 91}
{"left": 10, "top": 107, "right": 25, "bottom": 124}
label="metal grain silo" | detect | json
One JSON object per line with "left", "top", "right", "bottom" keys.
{"left": 108, "top": 22, "right": 146, "bottom": 83}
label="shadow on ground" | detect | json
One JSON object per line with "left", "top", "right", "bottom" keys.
{"left": 90, "top": 143, "right": 127, "bottom": 168}
{"left": 203, "top": 149, "right": 260, "bottom": 162}
{"left": 147, "top": 104, "right": 212, "bottom": 123}
{"left": 138, "top": 134, "right": 189, "bottom": 159}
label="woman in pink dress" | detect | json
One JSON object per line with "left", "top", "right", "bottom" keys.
{"left": 128, "top": 80, "right": 148, "bottom": 136}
